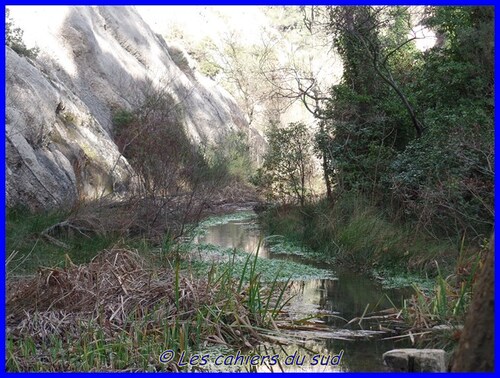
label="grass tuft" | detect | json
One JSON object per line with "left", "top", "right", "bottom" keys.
{"left": 258, "top": 196, "right": 462, "bottom": 275}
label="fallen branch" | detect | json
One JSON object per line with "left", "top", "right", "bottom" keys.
{"left": 40, "top": 233, "right": 70, "bottom": 250}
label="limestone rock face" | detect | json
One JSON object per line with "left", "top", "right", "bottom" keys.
{"left": 383, "top": 349, "right": 447, "bottom": 372}
{"left": 6, "top": 6, "right": 257, "bottom": 210}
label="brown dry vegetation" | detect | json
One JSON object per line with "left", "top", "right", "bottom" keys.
{"left": 35, "top": 179, "right": 261, "bottom": 249}
{"left": 6, "top": 248, "right": 285, "bottom": 372}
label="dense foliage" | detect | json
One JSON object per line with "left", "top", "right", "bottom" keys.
{"left": 315, "top": 6, "right": 493, "bottom": 239}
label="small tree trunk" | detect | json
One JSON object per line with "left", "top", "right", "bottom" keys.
{"left": 322, "top": 152, "right": 333, "bottom": 202}
{"left": 451, "top": 234, "right": 494, "bottom": 372}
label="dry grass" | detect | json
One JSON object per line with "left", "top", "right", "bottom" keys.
{"left": 9, "top": 249, "right": 191, "bottom": 321}
{"left": 6, "top": 248, "right": 286, "bottom": 372}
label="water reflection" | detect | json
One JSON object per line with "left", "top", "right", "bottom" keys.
{"left": 195, "top": 219, "right": 270, "bottom": 258}
{"left": 195, "top": 212, "right": 411, "bottom": 372}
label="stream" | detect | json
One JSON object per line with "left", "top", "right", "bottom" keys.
{"left": 193, "top": 210, "right": 412, "bottom": 372}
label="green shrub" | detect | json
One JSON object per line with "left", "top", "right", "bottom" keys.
{"left": 203, "top": 131, "right": 253, "bottom": 183}
{"left": 62, "top": 112, "right": 77, "bottom": 125}
{"left": 112, "top": 109, "right": 135, "bottom": 128}
{"left": 257, "top": 122, "right": 314, "bottom": 206}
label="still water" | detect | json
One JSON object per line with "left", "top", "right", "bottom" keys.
{"left": 195, "top": 212, "right": 411, "bottom": 372}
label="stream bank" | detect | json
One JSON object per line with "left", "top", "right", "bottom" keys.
{"left": 5, "top": 204, "right": 463, "bottom": 372}
{"left": 186, "top": 210, "right": 416, "bottom": 372}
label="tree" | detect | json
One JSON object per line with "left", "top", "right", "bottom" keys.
{"left": 112, "top": 81, "right": 229, "bottom": 240}
{"left": 325, "top": 6, "right": 424, "bottom": 137}
{"left": 256, "top": 122, "right": 314, "bottom": 206}
{"left": 258, "top": 6, "right": 334, "bottom": 120}
{"left": 191, "top": 7, "right": 337, "bottom": 140}
{"left": 191, "top": 31, "right": 288, "bottom": 166}
{"left": 390, "top": 6, "right": 494, "bottom": 237}
{"left": 6, "top": 8, "right": 39, "bottom": 59}
{"left": 310, "top": 5, "right": 493, "bottom": 239}
{"left": 451, "top": 235, "right": 494, "bottom": 371}
{"left": 316, "top": 6, "right": 411, "bottom": 199}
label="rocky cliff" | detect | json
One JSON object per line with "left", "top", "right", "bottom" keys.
{"left": 6, "top": 6, "right": 255, "bottom": 211}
